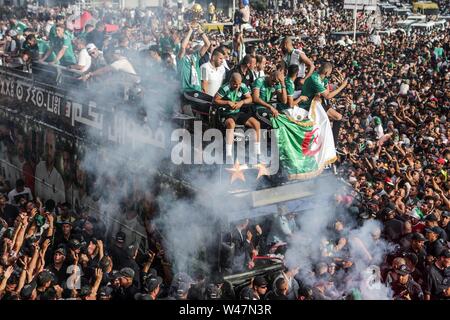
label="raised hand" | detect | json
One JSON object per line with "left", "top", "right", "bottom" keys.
{"left": 95, "top": 268, "right": 103, "bottom": 280}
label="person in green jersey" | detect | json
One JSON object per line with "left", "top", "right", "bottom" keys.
{"left": 299, "top": 62, "right": 347, "bottom": 143}
{"left": 252, "top": 70, "right": 287, "bottom": 118}
{"left": 177, "top": 22, "right": 210, "bottom": 94}
{"left": 40, "top": 24, "right": 77, "bottom": 67}
{"left": 298, "top": 62, "right": 347, "bottom": 112}
{"left": 21, "top": 34, "right": 40, "bottom": 61}
{"left": 214, "top": 72, "right": 261, "bottom": 160}
{"left": 277, "top": 64, "right": 309, "bottom": 120}
{"left": 9, "top": 18, "right": 28, "bottom": 35}
{"left": 285, "top": 64, "right": 309, "bottom": 108}
{"left": 37, "top": 37, "right": 56, "bottom": 62}
{"left": 48, "top": 15, "right": 66, "bottom": 44}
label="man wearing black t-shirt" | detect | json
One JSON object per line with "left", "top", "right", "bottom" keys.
{"left": 226, "top": 55, "right": 256, "bottom": 88}
{"left": 440, "top": 212, "right": 450, "bottom": 240}
{"left": 383, "top": 209, "right": 404, "bottom": 243}
{"left": 113, "top": 267, "right": 139, "bottom": 300}
{"left": 424, "top": 250, "right": 450, "bottom": 300}
{"left": 46, "top": 246, "right": 68, "bottom": 286}
{"left": 425, "top": 227, "right": 446, "bottom": 260}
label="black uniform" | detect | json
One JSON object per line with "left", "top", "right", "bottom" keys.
{"left": 424, "top": 263, "right": 448, "bottom": 299}
{"left": 425, "top": 238, "right": 446, "bottom": 258}
{"left": 391, "top": 278, "right": 424, "bottom": 300}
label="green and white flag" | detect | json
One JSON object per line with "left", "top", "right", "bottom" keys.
{"left": 271, "top": 99, "right": 337, "bottom": 180}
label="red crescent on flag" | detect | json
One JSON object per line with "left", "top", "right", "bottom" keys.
{"left": 301, "top": 128, "right": 322, "bottom": 157}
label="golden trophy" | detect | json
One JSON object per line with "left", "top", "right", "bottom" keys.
{"left": 191, "top": 3, "right": 204, "bottom": 21}
{"left": 187, "top": 2, "right": 204, "bottom": 33}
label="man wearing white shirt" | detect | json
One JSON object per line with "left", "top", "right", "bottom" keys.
{"left": 200, "top": 48, "right": 226, "bottom": 97}
{"left": 83, "top": 49, "right": 137, "bottom": 81}
{"left": 35, "top": 129, "right": 65, "bottom": 204}
{"left": 70, "top": 38, "right": 92, "bottom": 73}
{"left": 8, "top": 179, "right": 33, "bottom": 206}
{"left": 281, "top": 36, "right": 315, "bottom": 84}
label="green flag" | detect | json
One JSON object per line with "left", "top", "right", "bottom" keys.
{"left": 271, "top": 115, "right": 320, "bottom": 179}
{"left": 413, "top": 207, "right": 424, "bottom": 220}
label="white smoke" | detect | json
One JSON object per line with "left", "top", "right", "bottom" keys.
{"left": 283, "top": 176, "right": 395, "bottom": 299}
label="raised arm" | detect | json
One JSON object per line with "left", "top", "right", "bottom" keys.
{"left": 177, "top": 26, "right": 193, "bottom": 60}
{"left": 87, "top": 268, "right": 103, "bottom": 300}
{"left": 0, "top": 266, "right": 14, "bottom": 299}
{"left": 27, "top": 243, "right": 40, "bottom": 282}
{"left": 16, "top": 258, "right": 29, "bottom": 293}
{"left": 198, "top": 31, "right": 211, "bottom": 58}
{"left": 142, "top": 251, "right": 156, "bottom": 274}
{"left": 12, "top": 216, "right": 29, "bottom": 254}
{"left": 300, "top": 51, "right": 315, "bottom": 82}
{"left": 321, "top": 78, "right": 348, "bottom": 100}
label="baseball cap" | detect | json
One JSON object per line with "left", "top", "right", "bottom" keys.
{"left": 54, "top": 246, "right": 67, "bottom": 256}
{"left": 68, "top": 239, "right": 82, "bottom": 250}
{"left": 148, "top": 268, "right": 158, "bottom": 278}
{"left": 134, "top": 293, "right": 152, "bottom": 300}
{"left": 60, "top": 220, "right": 72, "bottom": 226}
{"left": 442, "top": 211, "right": 450, "bottom": 218}
{"left": 172, "top": 272, "right": 193, "bottom": 286}
{"left": 424, "top": 227, "right": 440, "bottom": 234}
{"left": 145, "top": 276, "right": 163, "bottom": 292}
{"left": 396, "top": 265, "right": 411, "bottom": 276}
{"left": 119, "top": 267, "right": 135, "bottom": 279}
{"left": 253, "top": 276, "right": 268, "bottom": 287}
{"left": 411, "top": 232, "right": 426, "bottom": 241}
{"left": 437, "top": 158, "right": 446, "bottom": 165}
{"left": 439, "top": 249, "right": 450, "bottom": 258}
{"left": 424, "top": 214, "right": 438, "bottom": 222}
{"left": 86, "top": 43, "right": 97, "bottom": 53}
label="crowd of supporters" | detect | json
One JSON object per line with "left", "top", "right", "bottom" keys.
{"left": 0, "top": 1, "right": 449, "bottom": 300}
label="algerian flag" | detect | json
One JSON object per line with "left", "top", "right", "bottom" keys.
{"left": 409, "top": 207, "right": 424, "bottom": 220}
{"left": 271, "top": 99, "right": 336, "bottom": 180}
{"left": 271, "top": 115, "right": 319, "bottom": 178}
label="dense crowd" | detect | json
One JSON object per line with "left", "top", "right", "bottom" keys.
{"left": 0, "top": 1, "right": 449, "bottom": 300}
